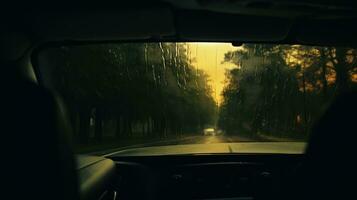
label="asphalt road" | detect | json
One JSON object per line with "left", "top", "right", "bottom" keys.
{"left": 107, "top": 136, "right": 306, "bottom": 156}
{"left": 165, "top": 135, "right": 258, "bottom": 145}
{"left": 93, "top": 135, "right": 260, "bottom": 156}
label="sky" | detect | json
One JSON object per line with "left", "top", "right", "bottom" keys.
{"left": 188, "top": 43, "right": 241, "bottom": 104}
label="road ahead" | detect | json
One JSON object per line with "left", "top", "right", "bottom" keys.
{"left": 165, "top": 135, "right": 258, "bottom": 145}
{"left": 105, "top": 135, "right": 306, "bottom": 156}
{"left": 92, "top": 135, "right": 266, "bottom": 156}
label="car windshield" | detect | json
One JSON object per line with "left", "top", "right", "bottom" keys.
{"left": 37, "top": 43, "right": 357, "bottom": 155}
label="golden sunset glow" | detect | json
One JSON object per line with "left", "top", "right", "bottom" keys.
{"left": 188, "top": 43, "right": 240, "bottom": 104}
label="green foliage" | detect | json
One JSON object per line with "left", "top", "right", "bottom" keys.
{"left": 39, "top": 42, "right": 357, "bottom": 145}
{"left": 39, "top": 43, "right": 216, "bottom": 143}
{"left": 219, "top": 44, "right": 357, "bottom": 139}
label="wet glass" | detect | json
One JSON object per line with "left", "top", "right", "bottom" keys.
{"left": 36, "top": 43, "right": 357, "bottom": 154}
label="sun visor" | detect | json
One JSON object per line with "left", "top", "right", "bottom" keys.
{"left": 33, "top": 8, "right": 176, "bottom": 41}
{"left": 176, "top": 11, "right": 291, "bottom": 42}
{"left": 295, "top": 18, "right": 357, "bottom": 47}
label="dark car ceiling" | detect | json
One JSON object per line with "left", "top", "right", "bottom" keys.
{"left": 2, "top": 0, "right": 357, "bottom": 60}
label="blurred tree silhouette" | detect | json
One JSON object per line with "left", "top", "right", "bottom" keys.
{"left": 40, "top": 43, "right": 216, "bottom": 145}
{"left": 219, "top": 44, "right": 357, "bottom": 139}
{"left": 38, "top": 43, "right": 357, "bottom": 147}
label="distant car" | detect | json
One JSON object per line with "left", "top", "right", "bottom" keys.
{"left": 203, "top": 128, "right": 215, "bottom": 136}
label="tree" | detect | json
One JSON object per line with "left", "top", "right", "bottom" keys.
{"left": 39, "top": 42, "right": 217, "bottom": 144}
{"left": 219, "top": 44, "right": 356, "bottom": 139}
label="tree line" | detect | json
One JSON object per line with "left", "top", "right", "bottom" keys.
{"left": 218, "top": 44, "right": 357, "bottom": 139}
{"left": 40, "top": 43, "right": 217, "bottom": 144}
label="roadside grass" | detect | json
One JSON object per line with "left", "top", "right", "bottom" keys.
{"left": 224, "top": 131, "right": 307, "bottom": 142}
{"left": 256, "top": 133, "right": 307, "bottom": 142}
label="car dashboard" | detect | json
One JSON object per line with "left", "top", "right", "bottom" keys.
{"left": 107, "top": 154, "right": 302, "bottom": 200}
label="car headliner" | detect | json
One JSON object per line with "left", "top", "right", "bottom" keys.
{"left": 2, "top": 0, "right": 357, "bottom": 60}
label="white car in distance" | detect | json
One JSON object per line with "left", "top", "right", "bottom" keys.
{"left": 203, "top": 128, "right": 215, "bottom": 136}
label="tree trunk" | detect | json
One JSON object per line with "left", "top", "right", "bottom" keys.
{"left": 115, "top": 117, "right": 121, "bottom": 138}
{"left": 334, "top": 48, "right": 350, "bottom": 94}
{"left": 335, "top": 64, "right": 350, "bottom": 93}
{"left": 319, "top": 48, "right": 329, "bottom": 99}
{"left": 68, "top": 108, "right": 78, "bottom": 139}
{"left": 128, "top": 120, "right": 133, "bottom": 137}
{"left": 148, "top": 117, "right": 153, "bottom": 137}
{"left": 94, "top": 109, "right": 103, "bottom": 142}
{"left": 321, "top": 64, "right": 328, "bottom": 98}
{"left": 79, "top": 109, "right": 90, "bottom": 144}
{"left": 142, "top": 121, "right": 145, "bottom": 137}
{"left": 301, "top": 70, "right": 308, "bottom": 134}
{"left": 145, "top": 118, "right": 150, "bottom": 137}
{"left": 123, "top": 117, "right": 128, "bottom": 137}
